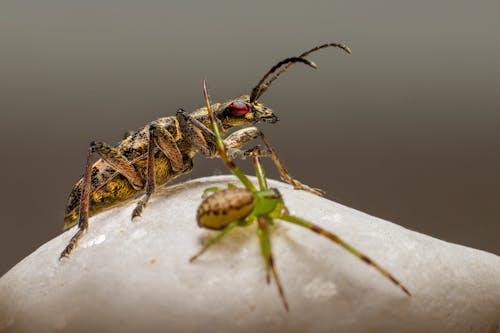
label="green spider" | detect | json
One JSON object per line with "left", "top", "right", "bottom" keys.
{"left": 189, "top": 80, "right": 411, "bottom": 310}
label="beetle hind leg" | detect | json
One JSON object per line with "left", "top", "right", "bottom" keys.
{"left": 60, "top": 146, "right": 93, "bottom": 259}
{"left": 91, "top": 141, "right": 144, "bottom": 190}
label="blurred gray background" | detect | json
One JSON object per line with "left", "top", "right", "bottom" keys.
{"left": 1, "top": 1, "right": 499, "bottom": 276}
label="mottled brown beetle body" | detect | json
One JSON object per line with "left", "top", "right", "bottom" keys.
{"left": 60, "top": 43, "right": 351, "bottom": 258}
{"left": 64, "top": 116, "right": 197, "bottom": 230}
{"left": 197, "top": 188, "right": 255, "bottom": 230}
{"left": 63, "top": 98, "right": 274, "bottom": 230}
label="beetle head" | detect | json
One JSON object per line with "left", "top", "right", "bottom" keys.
{"left": 216, "top": 96, "right": 278, "bottom": 129}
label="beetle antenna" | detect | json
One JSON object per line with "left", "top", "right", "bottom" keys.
{"left": 264, "top": 43, "right": 351, "bottom": 90}
{"left": 249, "top": 57, "right": 316, "bottom": 103}
{"left": 249, "top": 43, "right": 351, "bottom": 103}
{"left": 298, "top": 42, "right": 351, "bottom": 58}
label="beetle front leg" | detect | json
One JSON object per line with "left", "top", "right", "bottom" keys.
{"left": 223, "top": 127, "right": 325, "bottom": 196}
{"left": 259, "top": 133, "right": 325, "bottom": 196}
{"left": 180, "top": 102, "right": 323, "bottom": 195}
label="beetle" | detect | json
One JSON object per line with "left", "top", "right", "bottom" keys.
{"left": 190, "top": 80, "right": 411, "bottom": 310}
{"left": 60, "top": 43, "right": 351, "bottom": 259}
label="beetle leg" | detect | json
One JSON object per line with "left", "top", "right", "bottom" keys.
{"left": 201, "top": 185, "right": 235, "bottom": 199}
{"left": 181, "top": 110, "right": 217, "bottom": 143}
{"left": 91, "top": 141, "right": 144, "bottom": 190}
{"left": 149, "top": 123, "right": 184, "bottom": 172}
{"left": 221, "top": 127, "right": 325, "bottom": 196}
{"left": 60, "top": 146, "right": 93, "bottom": 259}
{"left": 176, "top": 109, "right": 215, "bottom": 157}
{"left": 223, "top": 127, "right": 261, "bottom": 149}
{"left": 259, "top": 133, "right": 324, "bottom": 196}
{"left": 132, "top": 126, "right": 157, "bottom": 219}
{"left": 131, "top": 122, "right": 186, "bottom": 219}
{"left": 223, "top": 123, "right": 324, "bottom": 196}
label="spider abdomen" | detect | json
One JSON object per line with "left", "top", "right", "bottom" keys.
{"left": 197, "top": 188, "right": 254, "bottom": 230}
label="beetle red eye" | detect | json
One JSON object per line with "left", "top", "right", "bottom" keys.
{"left": 226, "top": 102, "right": 249, "bottom": 116}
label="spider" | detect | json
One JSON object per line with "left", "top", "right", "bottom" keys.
{"left": 189, "top": 80, "right": 411, "bottom": 310}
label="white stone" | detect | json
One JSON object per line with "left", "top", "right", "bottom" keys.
{"left": 0, "top": 176, "right": 499, "bottom": 333}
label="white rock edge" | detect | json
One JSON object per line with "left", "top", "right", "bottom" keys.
{"left": 0, "top": 175, "right": 499, "bottom": 333}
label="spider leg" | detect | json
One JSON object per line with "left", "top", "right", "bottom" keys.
{"left": 202, "top": 80, "right": 256, "bottom": 192}
{"left": 201, "top": 186, "right": 226, "bottom": 200}
{"left": 190, "top": 219, "right": 251, "bottom": 262}
{"left": 257, "top": 216, "right": 289, "bottom": 311}
{"left": 277, "top": 214, "right": 411, "bottom": 296}
{"left": 250, "top": 147, "right": 268, "bottom": 191}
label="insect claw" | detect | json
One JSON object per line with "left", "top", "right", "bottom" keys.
{"left": 309, "top": 187, "right": 326, "bottom": 196}
{"left": 131, "top": 208, "right": 142, "bottom": 220}
{"left": 290, "top": 180, "right": 325, "bottom": 196}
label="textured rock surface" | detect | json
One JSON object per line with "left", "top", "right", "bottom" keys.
{"left": 0, "top": 176, "right": 499, "bottom": 333}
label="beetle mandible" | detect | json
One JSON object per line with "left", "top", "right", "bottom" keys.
{"left": 60, "top": 43, "right": 351, "bottom": 259}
